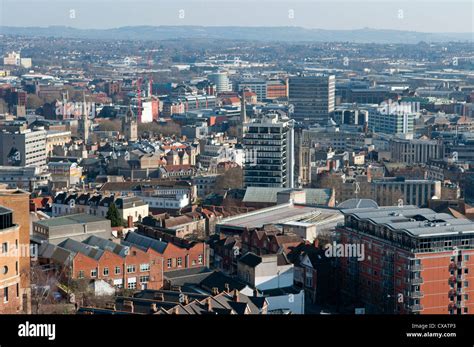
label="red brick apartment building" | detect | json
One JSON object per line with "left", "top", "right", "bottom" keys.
{"left": 337, "top": 205, "right": 474, "bottom": 314}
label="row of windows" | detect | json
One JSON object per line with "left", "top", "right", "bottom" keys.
{"left": 166, "top": 255, "right": 203, "bottom": 268}
{"left": 78, "top": 263, "right": 150, "bottom": 279}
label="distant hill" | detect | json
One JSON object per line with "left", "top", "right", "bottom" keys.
{"left": 0, "top": 26, "right": 472, "bottom": 43}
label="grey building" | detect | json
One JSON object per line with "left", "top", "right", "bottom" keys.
{"left": 390, "top": 137, "right": 444, "bottom": 164}
{"left": 288, "top": 74, "right": 335, "bottom": 124}
{"left": 243, "top": 113, "right": 295, "bottom": 188}
{"left": 368, "top": 112, "right": 414, "bottom": 135}
{"left": 32, "top": 213, "right": 113, "bottom": 245}
{"left": 0, "top": 127, "right": 47, "bottom": 171}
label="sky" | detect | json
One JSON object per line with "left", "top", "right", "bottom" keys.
{"left": 0, "top": 0, "right": 472, "bottom": 33}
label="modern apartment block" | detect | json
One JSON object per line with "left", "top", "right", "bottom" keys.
{"left": 337, "top": 205, "right": 474, "bottom": 314}
{"left": 243, "top": 113, "right": 295, "bottom": 188}
{"left": 0, "top": 127, "right": 47, "bottom": 171}
{"left": 288, "top": 74, "right": 335, "bottom": 124}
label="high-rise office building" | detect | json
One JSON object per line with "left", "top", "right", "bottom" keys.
{"left": 207, "top": 72, "right": 232, "bottom": 93}
{"left": 289, "top": 74, "right": 335, "bottom": 124}
{"left": 243, "top": 113, "right": 294, "bottom": 188}
{"left": 0, "top": 127, "right": 47, "bottom": 171}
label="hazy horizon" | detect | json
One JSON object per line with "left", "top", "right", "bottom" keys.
{"left": 0, "top": 0, "right": 472, "bottom": 33}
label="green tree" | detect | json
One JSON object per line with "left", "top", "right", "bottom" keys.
{"left": 106, "top": 203, "right": 122, "bottom": 227}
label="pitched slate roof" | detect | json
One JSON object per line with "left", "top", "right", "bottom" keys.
{"left": 82, "top": 235, "right": 129, "bottom": 257}
{"left": 58, "top": 238, "right": 104, "bottom": 260}
{"left": 238, "top": 252, "right": 262, "bottom": 267}
{"left": 124, "top": 232, "right": 168, "bottom": 254}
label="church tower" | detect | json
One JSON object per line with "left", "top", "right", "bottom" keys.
{"left": 122, "top": 106, "right": 138, "bottom": 141}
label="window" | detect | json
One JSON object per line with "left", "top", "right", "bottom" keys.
{"left": 127, "top": 265, "right": 136, "bottom": 273}
{"left": 3, "top": 287, "right": 8, "bottom": 303}
{"left": 115, "top": 266, "right": 121, "bottom": 275}
{"left": 103, "top": 267, "right": 109, "bottom": 276}
{"left": 140, "top": 263, "right": 150, "bottom": 272}
{"left": 127, "top": 282, "right": 137, "bottom": 289}
{"left": 167, "top": 259, "right": 172, "bottom": 268}
{"left": 91, "top": 269, "right": 97, "bottom": 278}
{"left": 78, "top": 270, "right": 84, "bottom": 279}
{"left": 198, "top": 255, "right": 203, "bottom": 264}
{"left": 139, "top": 275, "right": 149, "bottom": 283}
{"left": 1, "top": 266, "right": 7, "bottom": 275}
{"left": 1, "top": 242, "right": 7, "bottom": 254}
{"left": 177, "top": 257, "right": 182, "bottom": 267}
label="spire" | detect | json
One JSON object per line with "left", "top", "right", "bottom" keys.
{"left": 240, "top": 88, "right": 247, "bottom": 124}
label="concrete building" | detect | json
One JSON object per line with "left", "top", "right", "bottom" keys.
{"left": 32, "top": 213, "right": 113, "bottom": 245}
{"left": 288, "top": 74, "right": 335, "bottom": 124}
{"left": 48, "top": 162, "right": 83, "bottom": 188}
{"left": 243, "top": 113, "right": 295, "bottom": 188}
{"left": 0, "top": 127, "right": 47, "bottom": 171}
{"left": 372, "top": 178, "right": 441, "bottom": 207}
{"left": 369, "top": 112, "right": 415, "bottom": 135}
{"left": 237, "top": 79, "right": 267, "bottom": 101}
{"left": 45, "top": 130, "right": 71, "bottom": 156}
{"left": 0, "top": 166, "right": 50, "bottom": 190}
{"left": 208, "top": 72, "right": 232, "bottom": 93}
{"left": 389, "top": 138, "right": 444, "bottom": 164}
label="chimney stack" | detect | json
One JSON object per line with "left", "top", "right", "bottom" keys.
{"left": 233, "top": 289, "right": 240, "bottom": 302}
{"left": 206, "top": 297, "right": 212, "bottom": 312}
{"left": 123, "top": 300, "right": 134, "bottom": 313}
{"left": 224, "top": 283, "right": 230, "bottom": 293}
{"left": 211, "top": 287, "right": 219, "bottom": 296}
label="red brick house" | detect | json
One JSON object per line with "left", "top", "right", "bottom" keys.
{"left": 124, "top": 230, "right": 208, "bottom": 272}
{"left": 38, "top": 235, "right": 164, "bottom": 290}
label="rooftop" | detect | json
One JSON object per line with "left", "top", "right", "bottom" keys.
{"left": 34, "top": 213, "right": 109, "bottom": 228}
{"left": 342, "top": 205, "right": 474, "bottom": 238}
{"left": 219, "top": 202, "right": 340, "bottom": 230}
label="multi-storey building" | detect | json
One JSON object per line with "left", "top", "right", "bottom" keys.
{"left": 0, "top": 189, "right": 31, "bottom": 314}
{"left": 337, "top": 205, "right": 474, "bottom": 314}
{"left": 372, "top": 178, "right": 441, "bottom": 207}
{"left": 389, "top": 138, "right": 444, "bottom": 164}
{"left": 208, "top": 72, "right": 232, "bottom": 93}
{"left": 243, "top": 113, "right": 295, "bottom": 188}
{"left": 0, "top": 206, "right": 22, "bottom": 313}
{"left": 368, "top": 112, "right": 414, "bottom": 135}
{"left": 288, "top": 74, "right": 335, "bottom": 124}
{"left": 0, "top": 127, "right": 47, "bottom": 171}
